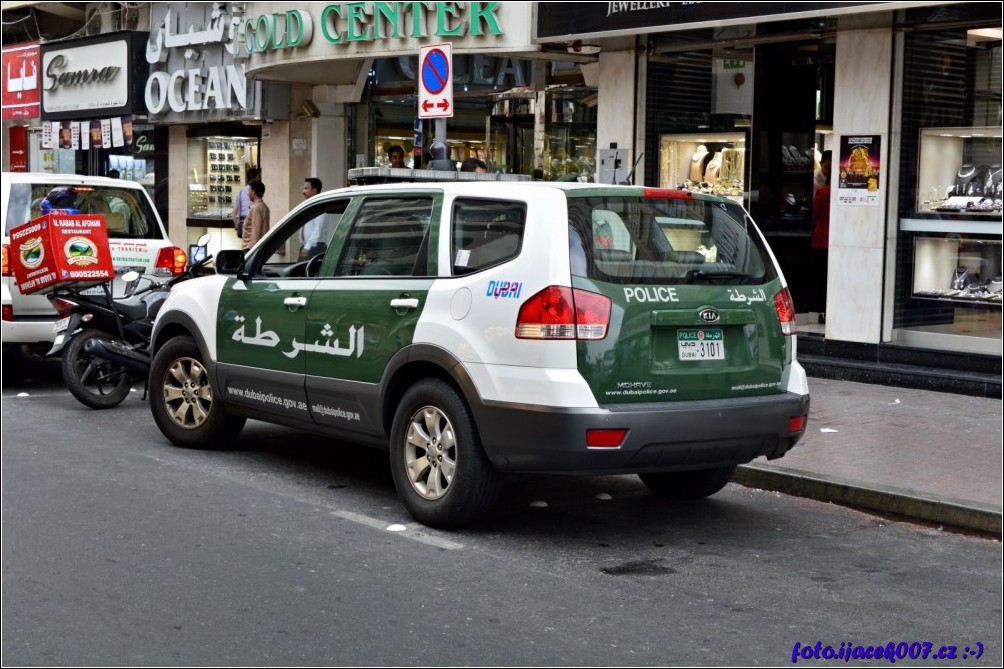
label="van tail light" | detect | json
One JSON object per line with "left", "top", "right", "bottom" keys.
{"left": 789, "top": 415, "right": 808, "bottom": 434}
{"left": 516, "top": 286, "right": 611, "bottom": 340}
{"left": 2, "top": 243, "right": 9, "bottom": 277}
{"left": 2, "top": 305, "right": 12, "bottom": 322}
{"left": 773, "top": 287, "right": 797, "bottom": 336}
{"left": 156, "top": 246, "right": 188, "bottom": 276}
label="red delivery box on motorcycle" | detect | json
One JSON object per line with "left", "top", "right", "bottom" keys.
{"left": 9, "top": 213, "right": 114, "bottom": 294}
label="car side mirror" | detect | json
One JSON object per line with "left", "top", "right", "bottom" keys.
{"left": 215, "top": 249, "right": 246, "bottom": 276}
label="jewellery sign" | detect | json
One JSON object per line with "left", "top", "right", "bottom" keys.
{"left": 837, "top": 135, "right": 881, "bottom": 206}
{"left": 2, "top": 41, "right": 40, "bottom": 120}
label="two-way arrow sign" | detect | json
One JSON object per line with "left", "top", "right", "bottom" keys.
{"left": 418, "top": 43, "right": 453, "bottom": 119}
{"left": 421, "top": 99, "right": 451, "bottom": 113}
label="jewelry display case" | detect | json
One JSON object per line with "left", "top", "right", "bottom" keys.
{"left": 659, "top": 132, "right": 747, "bottom": 204}
{"left": 186, "top": 135, "right": 259, "bottom": 222}
{"left": 915, "top": 126, "right": 1002, "bottom": 215}
{"left": 912, "top": 235, "right": 1002, "bottom": 306}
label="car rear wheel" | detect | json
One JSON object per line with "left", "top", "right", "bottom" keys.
{"left": 61, "top": 329, "right": 132, "bottom": 409}
{"left": 150, "top": 335, "right": 245, "bottom": 449}
{"left": 638, "top": 465, "right": 737, "bottom": 499}
{"left": 390, "top": 379, "right": 500, "bottom": 528}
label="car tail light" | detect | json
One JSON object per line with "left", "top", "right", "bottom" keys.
{"left": 586, "top": 428, "right": 628, "bottom": 448}
{"left": 156, "top": 246, "right": 188, "bottom": 276}
{"left": 2, "top": 243, "right": 9, "bottom": 277}
{"left": 515, "top": 286, "right": 611, "bottom": 340}
{"left": 789, "top": 415, "right": 808, "bottom": 433}
{"left": 773, "top": 287, "right": 797, "bottom": 336}
{"left": 2, "top": 304, "right": 12, "bottom": 322}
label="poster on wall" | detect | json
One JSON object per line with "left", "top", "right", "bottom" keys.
{"left": 837, "top": 135, "right": 881, "bottom": 206}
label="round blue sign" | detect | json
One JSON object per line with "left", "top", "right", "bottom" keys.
{"left": 421, "top": 48, "right": 450, "bottom": 95}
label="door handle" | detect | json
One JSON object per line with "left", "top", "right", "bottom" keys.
{"left": 389, "top": 298, "right": 419, "bottom": 310}
{"left": 284, "top": 296, "right": 308, "bottom": 309}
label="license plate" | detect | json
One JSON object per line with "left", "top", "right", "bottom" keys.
{"left": 53, "top": 317, "right": 71, "bottom": 334}
{"left": 677, "top": 328, "right": 725, "bottom": 361}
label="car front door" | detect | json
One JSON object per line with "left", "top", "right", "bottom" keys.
{"left": 303, "top": 194, "right": 439, "bottom": 438}
{"left": 214, "top": 197, "right": 350, "bottom": 426}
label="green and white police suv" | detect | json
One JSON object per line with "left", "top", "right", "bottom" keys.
{"left": 149, "top": 182, "right": 810, "bottom": 528}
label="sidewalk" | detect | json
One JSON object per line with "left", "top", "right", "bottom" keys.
{"left": 735, "top": 376, "right": 1003, "bottom": 535}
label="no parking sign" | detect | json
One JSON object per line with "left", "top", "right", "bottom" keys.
{"left": 418, "top": 43, "right": 453, "bottom": 119}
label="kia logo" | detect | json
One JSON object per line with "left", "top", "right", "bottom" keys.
{"left": 699, "top": 309, "right": 720, "bottom": 323}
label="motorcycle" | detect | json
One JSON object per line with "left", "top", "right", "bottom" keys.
{"left": 47, "top": 235, "right": 213, "bottom": 409}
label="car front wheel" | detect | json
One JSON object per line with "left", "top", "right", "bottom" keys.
{"left": 389, "top": 379, "right": 500, "bottom": 528}
{"left": 149, "top": 335, "right": 245, "bottom": 449}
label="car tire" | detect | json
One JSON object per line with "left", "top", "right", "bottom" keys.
{"left": 149, "top": 335, "right": 245, "bottom": 449}
{"left": 61, "top": 329, "right": 132, "bottom": 409}
{"left": 390, "top": 379, "right": 500, "bottom": 528}
{"left": 638, "top": 465, "right": 737, "bottom": 500}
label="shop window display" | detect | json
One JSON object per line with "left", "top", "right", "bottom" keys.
{"left": 660, "top": 132, "right": 746, "bottom": 204}
{"left": 893, "top": 16, "right": 1002, "bottom": 352}
{"left": 187, "top": 135, "right": 259, "bottom": 222}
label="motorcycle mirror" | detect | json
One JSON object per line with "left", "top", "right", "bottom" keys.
{"left": 121, "top": 270, "right": 141, "bottom": 296}
{"left": 196, "top": 233, "right": 212, "bottom": 247}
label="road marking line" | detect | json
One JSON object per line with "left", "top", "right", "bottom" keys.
{"left": 332, "top": 510, "right": 464, "bottom": 550}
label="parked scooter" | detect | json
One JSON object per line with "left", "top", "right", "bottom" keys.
{"left": 47, "top": 235, "right": 213, "bottom": 409}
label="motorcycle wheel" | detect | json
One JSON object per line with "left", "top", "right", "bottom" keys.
{"left": 61, "top": 329, "right": 133, "bottom": 409}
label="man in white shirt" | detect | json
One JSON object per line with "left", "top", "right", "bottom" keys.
{"left": 299, "top": 177, "right": 327, "bottom": 260}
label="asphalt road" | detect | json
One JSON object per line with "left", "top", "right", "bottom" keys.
{"left": 2, "top": 355, "right": 1001, "bottom": 666}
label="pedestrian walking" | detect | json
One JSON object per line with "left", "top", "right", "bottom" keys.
{"left": 810, "top": 150, "right": 832, "bottom": 323}
{"left": 241, "top": 180, "right": 269, "bottom": 250}
{"left": 233, "top": 168, "right": 261, "bottom": 238}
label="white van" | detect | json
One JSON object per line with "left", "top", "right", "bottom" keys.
{"left": 2, "top": 172, "right": 184, "bottom": 355}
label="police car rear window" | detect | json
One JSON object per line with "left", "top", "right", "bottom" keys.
{"left": 4, "top": 182, "right": 164, "bottom": 240}
{"left": 567, "top": 195, "right": 777, "bottom": 286}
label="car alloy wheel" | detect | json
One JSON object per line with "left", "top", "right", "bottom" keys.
{"left": 403, "top": 405, "right": 458, "bottom": 500}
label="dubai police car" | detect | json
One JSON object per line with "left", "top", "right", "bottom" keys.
{"left": 148, "top": 182, "right": 810, "bottom": 528}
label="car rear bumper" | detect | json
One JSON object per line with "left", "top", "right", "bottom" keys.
{"left": 472, "top": 392, "right": 810, "bottom": 474}
{"left": 2, "top": 316, "right": 57, "bottom": 345}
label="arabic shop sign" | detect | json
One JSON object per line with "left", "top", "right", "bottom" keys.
{"left": 145, "top": 3, "right": 260, "bottom": 121}
{"left": 2, "top": 42, "right": 41, "bottom": 120}
{"left": 244, "top": 2, "right": 504, "bottom": 55}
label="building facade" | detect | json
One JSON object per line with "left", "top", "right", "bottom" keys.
{"left": 3, "top": 2, "right": 1000, "bottom": 379}
{"left": 534, "top": 1, "right": 1001, "bottom": 376}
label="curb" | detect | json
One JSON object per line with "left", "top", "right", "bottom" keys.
{"left": 735, "top": 462, "right": 1003, "bottom": 536}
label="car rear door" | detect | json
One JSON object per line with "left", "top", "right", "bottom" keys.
{"left": 303, "top": 193, "right": 439, "bottom": 438}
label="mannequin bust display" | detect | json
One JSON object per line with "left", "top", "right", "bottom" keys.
{"left": 704, "top": 151, "right": 723, "bottom": 184}
{"left": 690, "top": 145, "right": 709, "bottom": 181}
